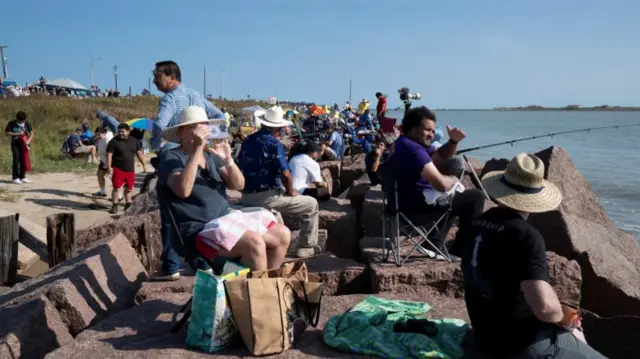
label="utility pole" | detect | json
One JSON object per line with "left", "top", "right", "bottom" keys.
{"left": 221, "top": 69, "right": 226, "bottom": 100}
{"left": 113, "top": 65, "right": 118, "bottom": 91}
{"left": 348, "top": 79, "right": 352, "bottom": 103}
{"left": 0, "top": 45, "right": 8, "bottom": 79}
{"left": 203, "top": 66, "right": 207, "bottom": 96}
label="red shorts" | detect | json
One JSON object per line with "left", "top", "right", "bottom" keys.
{"left": 111, "top": 167, "right": 135, "bottom": 191}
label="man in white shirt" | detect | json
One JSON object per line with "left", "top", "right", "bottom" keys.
{"left": 288, "top": 142, "right": 329, "bottom": 200}
{"left": 93, "top": 127, "right": 114, "bottom": 197}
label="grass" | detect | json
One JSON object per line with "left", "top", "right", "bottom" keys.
{"left": 0, "top": 187, "right": 21, "bottom": 202}
{"left": 0, "top": 96, "right": 269, "bottom": 174}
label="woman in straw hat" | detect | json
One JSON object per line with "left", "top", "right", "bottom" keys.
{"left": 156, "top": 106, "right": 291, "bottom": 275}
{"left": 460, "top": 153, "right": 605, "bottom": 358}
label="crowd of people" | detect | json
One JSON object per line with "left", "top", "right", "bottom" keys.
{"left": 2, "top": 59, "right": 606, "bottom": 358}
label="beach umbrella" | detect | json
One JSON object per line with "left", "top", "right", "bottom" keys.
{"left": 125, "top": 118, "right": 155, "bottom": 131}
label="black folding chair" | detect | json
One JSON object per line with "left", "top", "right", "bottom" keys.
{"left": 378, "top": 167, "right": 461, "bottom": 266}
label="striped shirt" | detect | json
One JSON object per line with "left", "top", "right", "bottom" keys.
{"left": 152, "top": 84, "right": 225, "bottom": 151}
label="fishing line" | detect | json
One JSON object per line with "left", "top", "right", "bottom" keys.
{"left": 457, "top": 123, "right": 640, "bottom": 155}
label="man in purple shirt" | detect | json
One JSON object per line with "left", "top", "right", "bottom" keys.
{"left": 384, "top": 106, "right": 484, "bottom": 261}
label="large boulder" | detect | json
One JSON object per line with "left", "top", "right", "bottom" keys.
{"left": 77, "top": 211, "right": 161, "bottom": 272}
{"left": 344, "top": 174, "right": 371, "bottom": 209}
{"left": 0, "top": 234, "right": 147, "bottom": 357}
{"left": 321, "top": 168, "right": 334, "bottom": 197}
{"left": 302, "top": 253, "right": 371, "bottom": 295}
{"left": 46, "top": 293, "right": 467, "bottom": 359}
{"left": 582, "top": 310, "right": 640, "bottom": 359}
{"left": 126, "top": 191, "right": 159, "bottom": 216}
{"left": 319, "top": 160, "right": 341, "bottom": 196}
{"left": 360, "top": 186, "right": 384, "bottom": 238}
{"left": 530, "top": 212, "right": 640, "bottom": 317}
{"left": 340, "top": 156, "right": 366, "bottom": 191}
{"left": 545, "top": 251, "right": 582, "bottom": 307}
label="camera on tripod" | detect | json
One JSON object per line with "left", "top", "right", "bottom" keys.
{"left": 398, "top": 87, "right": 422, "bottom": 101}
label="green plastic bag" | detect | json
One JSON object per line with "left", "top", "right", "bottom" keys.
{"left": 186, "top": 268, "right": 247, "bottom": 352}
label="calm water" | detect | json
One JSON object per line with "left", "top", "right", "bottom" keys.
{"left": 387, "top": 110, "right": 640, "bottom": 238}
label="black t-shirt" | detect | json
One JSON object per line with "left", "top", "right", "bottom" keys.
{"left": 158, "top": 149, "right": 229, "bottom": 256}
{"left": 365, "top": 151, "right": 388, "bottom": 186}
{"left": 106, "top": 136, "right": 140, "bottom": 172}
{"left": 460, "top": 207, "right": 551, "bottom": 357}
{"left": 5, "top": 120, "right": 33, "bottom": 144}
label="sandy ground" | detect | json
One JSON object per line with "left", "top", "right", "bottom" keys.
{"left": 0, "top": 160, "right": 150, "bottom": 231}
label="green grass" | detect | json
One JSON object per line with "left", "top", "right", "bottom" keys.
{"left": 0, "top": 96, "right": 268, "bottom": 174}
{"left": 0, "top": 187, "right": 21, "bottom": 202}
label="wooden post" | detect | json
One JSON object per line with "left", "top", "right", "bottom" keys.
{"left": 46, "top": 213, "right": 76, "bottom": 267}
{"left": 141, "top": 217, "right": 156, "bottom": 273}
{"left": 0, "top": 213, "right": 19, "bottom": 286}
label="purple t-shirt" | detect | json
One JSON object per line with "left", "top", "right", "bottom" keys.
{"left": 385, "top": 136, "right": 436, "bottom": 211}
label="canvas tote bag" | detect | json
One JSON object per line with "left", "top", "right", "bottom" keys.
{"left": 224, "top": 261, "right": 323, "bottom": 355}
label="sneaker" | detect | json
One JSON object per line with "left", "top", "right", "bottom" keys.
{"left": 151, "top": 271, "right": 181, "bottom": 281}
{"left": 92, "top": 191, "right": 107, "bottom": 197}
{"left": 108, "top": 204, "right": 118, "bottom": 214}
{"left": 295, "top": 245, "right": 323, "bottom": 258}
{"left": 124, "top": 203, "right": 132, "bottom": 211}
{"left": 12, "top": 179, "right": 22, "bottom": 184}
{"left": 20, "top": 178, "right": 32, "bottom": 183}
{"left": 416, "top": 245, "right": 451, "bottom": 261}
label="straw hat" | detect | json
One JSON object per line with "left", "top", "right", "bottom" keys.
{"left": 161, "top": 106, "right": 222, "bottom": 143}
{"left": 254, "top": 106, "right": 293, "bottom": 128}
{"left": 482, "top": 153, "right": 562, "bottom": 213}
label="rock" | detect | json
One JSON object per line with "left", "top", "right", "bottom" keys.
{"left": 0, "top": 233, "right": 147, "bottom": 338}
{"left": 321, "top": 168, "right": 334, "bottom": 197}
{"left": 319, "top": 198, "right": 360, "bottom": 259}
{"left": 0, "top": 295, "right": 74, "bottom": 359}
{"left": 340, "top": 156, "right": 366, "bottom": 191}
{"left": 360, "top": 186, "right": 384, "bottom": 237}
{"left": 479, "top": 157, "right": 509, "bottom": 178}
{"left": 18, "top": 215, "right": 47, "bottom": 271}
{"left": 530, "top": 211, "right": 640, "bottom": 317}
{"left": 287, "top": 229, "right": 328, "bottom": 256}
{"left": 464, "top": 157, "right": 485, "bottom": 174}
{"left": 77, "top": 211, "right": 161, "bottom": 272}
{"left": 135, "top": 275, "right": 196, "bottom": 305}
{"left": 46, "top": 293, "right": 467, "bottom": 359}
{"left": 344, "top": 174, "right": 371, "bottom": 209}
{"left": 370, "top": 259, "right": 465, "bottom": 298}
{"left": 582, "top": 310, "right": 640, "bottom": 359}
{"left": 534, "top": 146, "right": 614, "bottom": 227}
{"left": 319, "top": 160, "right": 341, "bottom": 185}
{"left": 545, "top": 252, "right": 582, "bottom": 307}
{"left": 127, "top": 190, "right": 159, "bottom": 216}
{"left": 302, "top": 253, "right": 371, "bottom": 295}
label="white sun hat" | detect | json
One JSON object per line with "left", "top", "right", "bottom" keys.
{"left": 254, "top": 106, "right": 293, "bottom": 128}
{"left": 482, "top": 153, "right": 563, "bottom": 213}
{"left": 161, "top": 106, "right": 224, "bottom": 143}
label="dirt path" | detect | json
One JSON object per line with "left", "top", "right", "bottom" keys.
{"left": 0, "top": 161, "right": 150, "bottom": 230}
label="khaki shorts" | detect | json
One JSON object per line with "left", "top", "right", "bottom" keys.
{"left": 74, "top": 145, "right": 92, "bottom": 154}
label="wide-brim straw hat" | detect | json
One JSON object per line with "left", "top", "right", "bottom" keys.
{"left": 482, "top": 153, "right": 562, "bottom": 213}
{"left": 161, "top": 106, "right": 225, "bottom": 144}
{"left": 254, "top": 106, "right": 293, "bottom": 128}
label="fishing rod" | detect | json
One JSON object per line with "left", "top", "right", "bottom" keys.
{"left": 456, "top": 123, "right": 640, "bottom": 155}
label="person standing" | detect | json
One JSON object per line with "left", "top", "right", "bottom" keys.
{"left": 93, "top": 127, "right": 114, "bottom": 197}
{"left": 5, "top": 111, "right": 34, "bottom": 184}
{"left": 151, "top": 60, "right": 226, "bottom": 281}
{"left": 375, "top": 92, "right": 387, "bottom": 119}
{"left": 106, "top": 123, "right": 147, "bottom": 214}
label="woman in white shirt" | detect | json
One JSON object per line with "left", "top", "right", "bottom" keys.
{"left": 288, "top": 142, "right": 329, "bottom": 200}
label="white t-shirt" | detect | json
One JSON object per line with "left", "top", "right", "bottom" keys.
{"left": 289, "top": 154, "right": 323, "bottom": 193}
{"left": 97, "top": 130, "right": 114, "bottom": 163}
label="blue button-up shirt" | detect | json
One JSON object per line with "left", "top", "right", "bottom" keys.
{"left": 152, "top": 84, "right": 225, "bottom": 151}
{"left": 238, "top": 129, "right": 289, "bottom": 193}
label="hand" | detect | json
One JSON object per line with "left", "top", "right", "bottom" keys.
{"left": 192, "top": 126, "right": 210, "bottom": 149}
{"left": 287, "top": 190, "right": 299, "bottom": 197}
{"left": 446, "top": 125, "right": 466, "bottom": 143}
{"left": 374, "top": 143, "right": 384, "bottom": 155}
{"left": 209, "top": 138, "right": 232, "bottom": 162}
{"left": 558, "top": 305, "right": 581, "bottom": 330}
{"left": 107, "top": 167, "right": 113, "bottom": 176}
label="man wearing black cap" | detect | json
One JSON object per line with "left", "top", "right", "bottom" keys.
{"left": 5, "top": 111, "right": 34, "bottom": 184}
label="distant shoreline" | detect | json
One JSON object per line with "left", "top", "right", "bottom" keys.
{"left": 427, "top": 106, "right": 640, "bottom": 112}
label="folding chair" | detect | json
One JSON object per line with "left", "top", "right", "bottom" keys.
{"left": 156, "top": 183, "right": 243, "bottom": 333}
{"left": 378, "top": 167, "right": 462, "bottom": 266}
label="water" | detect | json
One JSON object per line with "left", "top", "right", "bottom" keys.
{"left": 387, "top": 110, "right": 640, "bottom": 238}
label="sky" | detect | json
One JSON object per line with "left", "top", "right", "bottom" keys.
{"left": 3, "top": 0, "right": 640, "bottom": 108}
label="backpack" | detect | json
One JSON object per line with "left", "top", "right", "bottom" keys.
{"left": 60, "top": 136, "right": 72, "bottom": 159}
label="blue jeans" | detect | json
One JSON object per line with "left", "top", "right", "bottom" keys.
{"left": 159, "top": 206, "right": 181, "bottom": 275}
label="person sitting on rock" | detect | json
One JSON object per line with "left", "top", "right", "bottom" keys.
{"left": 320, "top": 121, "right": 345, "bottom": 160}
{"left": 158, "top": 106, "right": 291, "bottom": 275}
{"left": 461, "top": 153, "right": 606, "bottom": 359}
{"left": 238, "top": 106, "right": 321, "bottom": 259}
{"left": 383, "top": 106, "right": 484, "bottom": 261}
{"left": 288, "top": 141, "right": 330, "bottom": 201}
{"left": 365, "top": 138, "right": 388, "bottom": 186}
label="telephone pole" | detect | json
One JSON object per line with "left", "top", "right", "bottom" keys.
{"left": 348, "top": 79, "right": 352, "bottom": 103}
{"left": 0, "top": 45, "right": 8, "bottom": 79}
{"left": 113, "top": 65, "right": 118, "bottom": 91}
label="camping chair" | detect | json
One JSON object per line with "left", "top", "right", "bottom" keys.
{"left": 156, "top": 183, "right": 244, "bottom": 333}
{"left": 378, "top": 167, "right": 462, "bottom": 266}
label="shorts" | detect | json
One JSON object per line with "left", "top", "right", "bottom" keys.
{"left": 74, "top": 145, "right": 92, "bottom": 154}
{"left": 111, "top": 167, "right": 135, "bottom": 191}
{"left": 196, "top": 208, "right": 277, "bottom": 259}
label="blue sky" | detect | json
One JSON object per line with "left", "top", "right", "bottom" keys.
{"left": 3, "top": 0, "right": 640, "bottom": 108}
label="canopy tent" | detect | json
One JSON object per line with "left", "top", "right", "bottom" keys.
{"left": 0, "top": 80, "right": 17, "bottom": 87}
{"left": 44, "top": 78, "right": 87, "bottom": 90}
{"left": 239, "top": 105, "right": 266, "bottom": 113}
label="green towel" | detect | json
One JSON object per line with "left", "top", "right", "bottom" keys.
{"left": 323, "top": 296, "right": 469, "bottom": 359}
